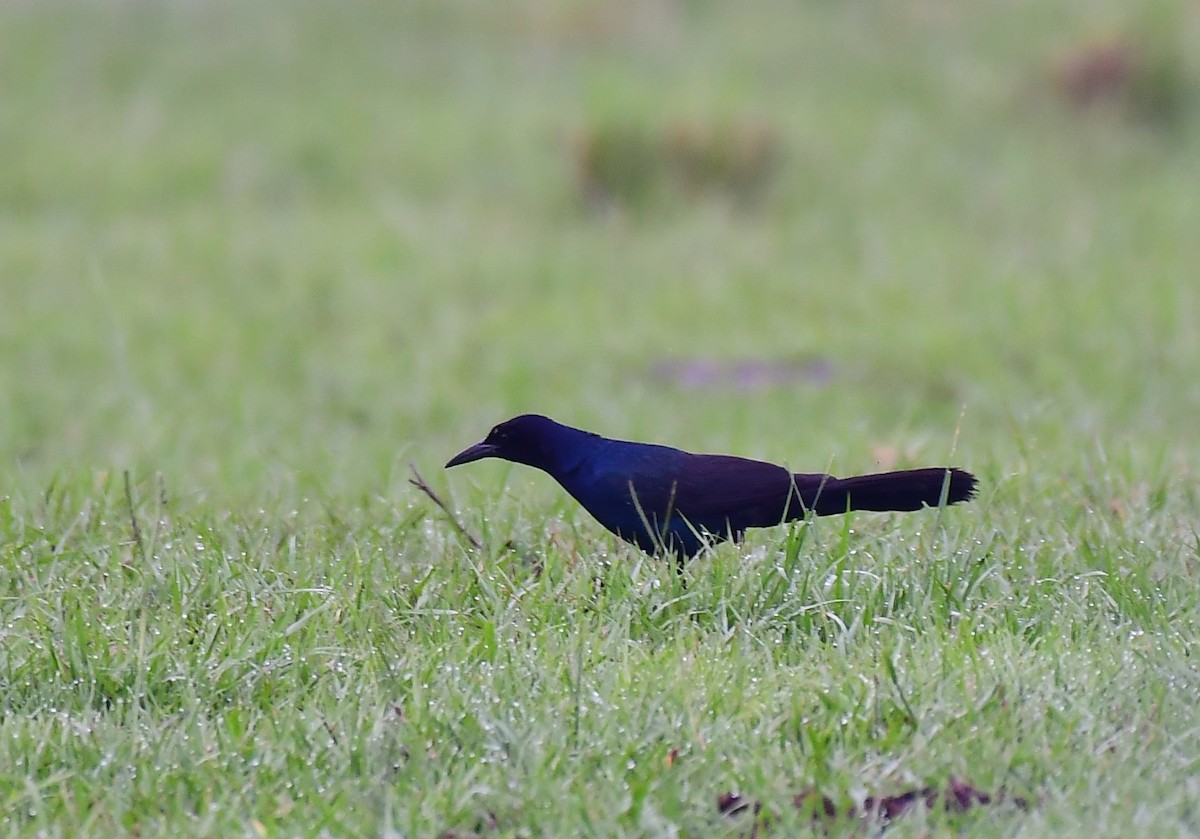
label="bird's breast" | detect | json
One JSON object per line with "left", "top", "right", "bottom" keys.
{"left": 556, "top": 459, "right": 671, "bottom": 523}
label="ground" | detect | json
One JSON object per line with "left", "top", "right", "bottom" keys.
{"left": 2, "top": 1, "right": 1199, "bottom": 835}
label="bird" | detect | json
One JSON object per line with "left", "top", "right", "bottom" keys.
{"left": 446, "top": 414, "right": 977, "bottom": 561}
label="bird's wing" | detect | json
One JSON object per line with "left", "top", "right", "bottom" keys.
{"left": 669, "top": 453, "right": 794, "bottom": 512}
{"left": 622, "top": 452, "right": 811, "bottom": 530}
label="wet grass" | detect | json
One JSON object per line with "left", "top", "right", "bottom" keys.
{"left": 2, "top": 0, "right": 1200, "bottom": 835}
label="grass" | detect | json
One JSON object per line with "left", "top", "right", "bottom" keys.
{"left": 2, "top": 0, "right": 1200, "bottom": 835}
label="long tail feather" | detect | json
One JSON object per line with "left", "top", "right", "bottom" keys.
{"left": 799, "top": 468, "right": 977, "bottom": 516}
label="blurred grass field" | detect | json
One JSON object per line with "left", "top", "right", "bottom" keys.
{"left": 3, "top": 0, "right": 1200, "bottom": 835}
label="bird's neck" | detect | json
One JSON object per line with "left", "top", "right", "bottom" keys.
{"left": 533, "top": 424, "right": 603, "bottom": 479}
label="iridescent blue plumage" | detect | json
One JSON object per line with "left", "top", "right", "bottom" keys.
{"left": 446, "top": 414, "right": 976, "bottom": 560}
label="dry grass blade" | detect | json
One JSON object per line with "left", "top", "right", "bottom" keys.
{"left": 409, "top": 462, "right": 484, "bottom": 550}
{"left": 123, "top": 470, "right": 145, "bottom": 561}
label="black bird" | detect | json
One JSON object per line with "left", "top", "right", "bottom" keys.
{"left": 446, "top": 415, "right": 976, "bottom": 560}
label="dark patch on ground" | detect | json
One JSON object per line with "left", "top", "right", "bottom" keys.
{"left": 719, "top": 777, "right": 1029, "bottom": 831}
{"left": 572, "top": 118, "right": 781, "bottom": 210}
{"left": 1052, "top": 32, "right": 1191, "bottom": 125}
{"left": 437, "top": 779, "right": 1027, "bottom": 834}
{"left": 649, "top": 357, "right": 836, "bottom": 392}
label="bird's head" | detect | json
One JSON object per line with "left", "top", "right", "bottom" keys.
{"left": 445, "top": 414, "right": 565, "bottom": 470}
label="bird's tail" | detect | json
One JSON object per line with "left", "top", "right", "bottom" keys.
{"left": 798, "top": 468, "right": 977, "bottom": 516}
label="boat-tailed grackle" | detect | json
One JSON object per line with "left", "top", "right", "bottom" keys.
{"left": 446, "top": 414, "right": 976, "bottom": 560}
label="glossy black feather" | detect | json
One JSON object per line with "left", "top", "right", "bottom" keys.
{"left": 446, "top": 415, "right": 977, "bottom": 559}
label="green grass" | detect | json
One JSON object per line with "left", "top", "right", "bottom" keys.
{"left": 3, "top": 0, "right": 1200, "bottom": 835}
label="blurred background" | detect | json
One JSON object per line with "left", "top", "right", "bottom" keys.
{"left": 3, "top": 0, "right": 1198, "bottom": 509}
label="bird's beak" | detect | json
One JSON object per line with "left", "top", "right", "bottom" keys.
{"left": 445, "top": 440, "right": 498, "bottom": 468}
